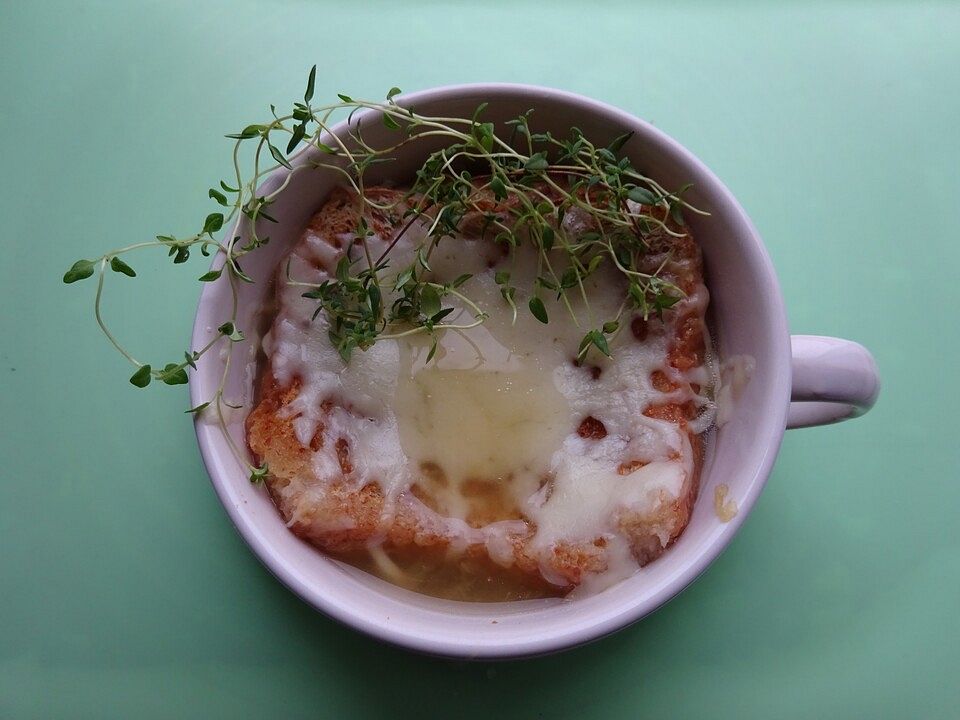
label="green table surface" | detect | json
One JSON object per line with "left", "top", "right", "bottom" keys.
{"left": 3, "top": 1, "right": 958, "bottom": 717}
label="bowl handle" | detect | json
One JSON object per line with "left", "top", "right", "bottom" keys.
{"left": 787, "top": 335, "right": 880, "bottom": 429}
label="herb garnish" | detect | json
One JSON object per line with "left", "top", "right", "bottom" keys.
{"left": 64, "top": 67, "right": 705, "bottom": 481}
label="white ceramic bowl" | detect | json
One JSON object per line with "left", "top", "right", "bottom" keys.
{"left": 190, "top": 84, "right": 879, "bottom": 659}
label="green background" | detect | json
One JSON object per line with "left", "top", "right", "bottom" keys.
{"left": 2, "top": 1, "right": 958, "bottom": 717}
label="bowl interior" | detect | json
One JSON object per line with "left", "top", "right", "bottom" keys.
{"left": 190, "top": 84, "right": 790, "bottom": 658}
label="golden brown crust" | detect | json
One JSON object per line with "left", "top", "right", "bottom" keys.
{"left": 245, "top": 377, "right": 316, "bottom": 479}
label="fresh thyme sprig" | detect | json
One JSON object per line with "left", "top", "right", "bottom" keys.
{"left": 63, "top": 66, "right": 706, "bottom": 482}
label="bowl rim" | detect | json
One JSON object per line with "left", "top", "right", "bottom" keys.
{"left": 190, "top": 81, "right": 791, "bottom": 658}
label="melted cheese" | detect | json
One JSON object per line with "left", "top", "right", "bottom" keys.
{"left": 395, "top": 365, "right": 570, "bottom": 521}
{"left": 262, "top": 197, "right": 720, "bottom": 590}
{"left": 715, "top": 354, "right": 755, "bottom": 427}
{"left": 713, "top": 483, "right": 738, "bottom": 522}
